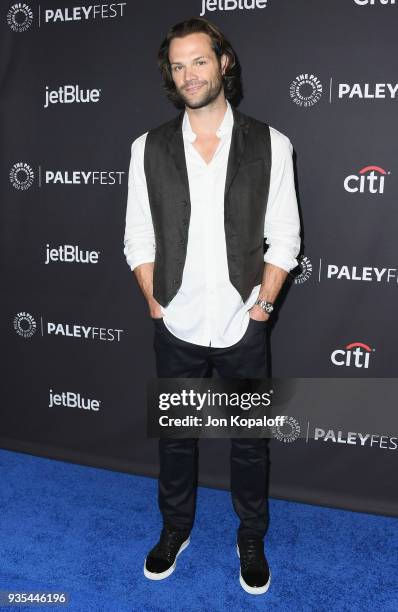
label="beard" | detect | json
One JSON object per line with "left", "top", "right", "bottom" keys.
{"left": 175, "top": 71, "right": 224, "bottom": 109}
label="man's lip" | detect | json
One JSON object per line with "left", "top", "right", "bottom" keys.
{"left": 185, "top": 84, "right": 203, "bottom": 93}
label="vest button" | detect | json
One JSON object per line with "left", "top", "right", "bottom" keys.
{"left": 182, "top": 219, "right": 188, "bottom": 225}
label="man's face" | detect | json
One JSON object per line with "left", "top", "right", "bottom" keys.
{"left": 168, "top": 32, "right": 227, "bottom": 109}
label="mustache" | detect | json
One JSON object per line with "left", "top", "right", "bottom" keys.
{"left": 183, "top": 82, "right": 206, "bottom": 90}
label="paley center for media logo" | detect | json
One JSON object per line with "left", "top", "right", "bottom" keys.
{"left": 9, "top": 162, "right": 125, "bottom": 189}
{"left": 13, "top": 311, "right": 123, "bottom": 341}
{"left": 6, "top": 3, "right": 126, "bottom": 31}
{"left": 270, "top": 416, "right": 301, "bottom": 443}
{"left": 290, "top": 75, "right": 323, "bottom": 107}
{"left": 344, "top": 165, "right": 390, "bottom": 194}
{"left": 6, "top": 3, "right": 33, "bottom": 32}
{"left": 293, "top": 255, "right": 313, "bottom": 285}
{"left": 331, "top": 342, "right": 375, "bottom": 369}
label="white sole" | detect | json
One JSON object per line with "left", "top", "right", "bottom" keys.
{"left": 143, "top": 536, "right": 190, "bottom": 580}
{"left": 236, "top": 543, "right": 271, "bottom": 595}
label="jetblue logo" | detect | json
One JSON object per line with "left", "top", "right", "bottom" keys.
{"left": 44, "top": 85, "right": 101, "bottom": 108}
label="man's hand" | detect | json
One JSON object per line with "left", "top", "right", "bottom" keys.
{"left": 248, "top": 304, "right": 270, "bottom": 322}
{"left": 148, "top": 297, "right": 163, "bottom": 319}
{"left": 132, "top": 263, "right": 163, "bottom": 319}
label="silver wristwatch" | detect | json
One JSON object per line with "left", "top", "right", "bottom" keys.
{"left": 255, "top": 298, "right": 274, "bottom": 314}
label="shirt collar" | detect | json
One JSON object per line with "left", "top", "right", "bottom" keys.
{"left": 182, "top": 99, "right": 234, "bottom": 143}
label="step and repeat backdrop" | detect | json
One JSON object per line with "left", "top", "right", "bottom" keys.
{"left": 1, "top": 0, "right": 397, "bottom": 517}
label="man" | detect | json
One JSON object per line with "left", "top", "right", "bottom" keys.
{"left": 123, "top": 17, "right": 301, "bottom": 595}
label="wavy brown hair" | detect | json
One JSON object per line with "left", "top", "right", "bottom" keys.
{"left": 157, "top": 16, "right": 243, "bottom": 109}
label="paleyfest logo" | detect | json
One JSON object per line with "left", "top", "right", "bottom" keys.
{"left": 10, "top": 162, "right": 125, "bottom": 189}
{"left": 7, "top": 3, "right": 127, "bottom": 30}
{"left": 344, "top": 165, "right": 390, "bottom": 194}
{"left": 13, "top": 311, "right": 124, "bottom": 342}
{"left": 338, "top": 82, "right": 398, "bottom": 100}
{"left": 7, "top": 3, "right": 33, "bottom": 32}
{"left": 290, "top": 74, "right": 323, "bottom": 107}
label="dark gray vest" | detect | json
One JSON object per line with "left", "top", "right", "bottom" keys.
{"left": 144, "top": 105, "right": 271, "bottom": 307}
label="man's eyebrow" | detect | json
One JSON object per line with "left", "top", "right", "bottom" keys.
{"left": 170, "top": 56, "right": 207, "bottom": 66}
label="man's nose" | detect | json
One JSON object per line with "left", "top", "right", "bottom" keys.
{"left": 184, "top": 64, "right": 199, "bottom": 82}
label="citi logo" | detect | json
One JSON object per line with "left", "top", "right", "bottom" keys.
{"left": 49, "top": 389, "right": 100, "bottom": 412}
{"left": 7, "top": 3, "right": 33, "bottom": 32}
{"left": 10, "top": 162, "right": 34, "bottom": 190}
{"left": 44, "top": 85, "right": 101, "bottom": 108}
{"left": 45, "top": 244, "right": 100, "bottom": 264}
{"left": 344, "top": 165, "right": 389, "bottom": 194}
{"left": 331, "top": 342, "right": 375, "bottom": 369}
{"left": 200, "top": 0, "right": 268, "bottom": 17}
{"left": 290, "top": 74, "right": 323, "bottom": 107}
{"left": 354, "top": 0, "right": 396, "bottom": 5}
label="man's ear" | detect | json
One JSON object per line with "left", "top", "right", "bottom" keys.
{"left": 221, "top": 53, "right": 228, "bottom": 75}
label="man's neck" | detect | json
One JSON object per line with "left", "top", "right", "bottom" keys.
{"left": 185, "top": 95, "right": 228, "bottom": 138}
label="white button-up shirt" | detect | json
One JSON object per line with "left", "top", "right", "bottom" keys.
{"left": 123, "top": 99, "right": 301, "bottom": 348}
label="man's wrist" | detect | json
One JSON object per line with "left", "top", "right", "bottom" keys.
{"left": 255, "top": 298, "right": 274, "bottom": 315}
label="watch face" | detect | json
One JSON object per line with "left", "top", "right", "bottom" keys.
{"left": 265, "top": 304, "right": 273, "bottom": 313}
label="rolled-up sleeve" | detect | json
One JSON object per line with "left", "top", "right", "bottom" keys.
{"left": 263, "top": 129, "right": 301, "bottom": 272}
{"left": 123, "top": 133, "right": 156, "bottom": 271}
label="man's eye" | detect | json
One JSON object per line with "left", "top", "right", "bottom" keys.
{"left": 197, "top": 61, "right": 206, "bottom": 65}
{"left": 173, "top": 66, "right": 182, "bottom": 72}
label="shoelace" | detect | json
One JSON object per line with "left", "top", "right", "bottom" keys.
{"left": 155, "top": 529, "right": 188, "bottom": 561}
{"left": 239, "top": 538, "right": 264, "bottom": 570}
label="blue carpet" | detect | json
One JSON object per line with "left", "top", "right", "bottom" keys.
{"left": 0, "top": 448, "right": 397, "bottom": 612}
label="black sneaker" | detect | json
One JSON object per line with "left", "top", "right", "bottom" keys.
{"left": 143, "top": 526, "right": 191, "bottom": 580}
{"left": 236, "top": 536, "right": 271, "bottom": 595}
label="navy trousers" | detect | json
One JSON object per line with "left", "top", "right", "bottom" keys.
{"left": 152, "top": 316, "right": 270, "bottom": 540}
